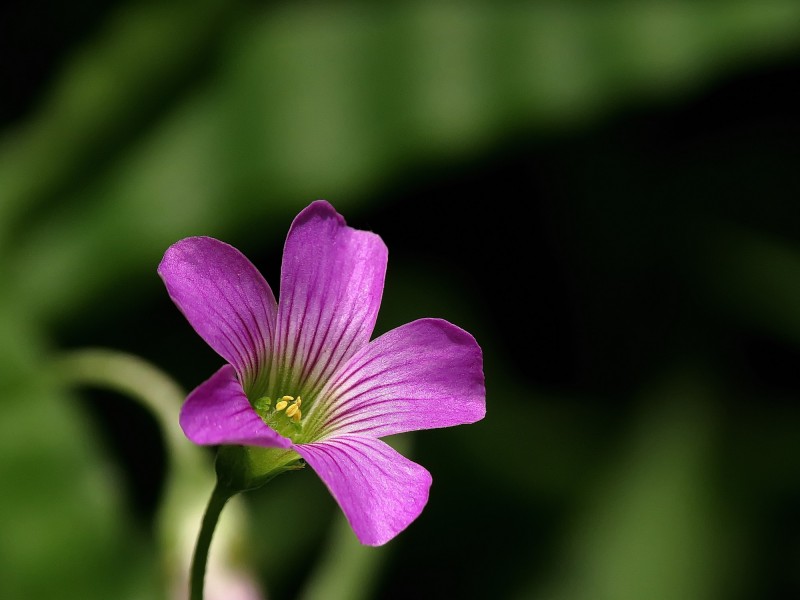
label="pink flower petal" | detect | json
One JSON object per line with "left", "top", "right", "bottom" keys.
{"left": 159, "top": 237, "right": 277, "bottom": 386}
{"left": 295, "top": 435, "right": 431, "bottom": 545}
{"left": 313, "top": 318, "right": 485, "bottom": 439}
{"left": 180, "top": 365, "right": 291, "bottom": 449}
{"left": 274, "top": 201, "right": 387, "bottom": 398}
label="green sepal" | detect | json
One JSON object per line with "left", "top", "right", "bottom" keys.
{"left": 215, "top": 445, "right": 305, "bottom": 493}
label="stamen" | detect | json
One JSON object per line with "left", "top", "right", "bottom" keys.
{"left": 291, "top": 407, "right": 302, "bottom": 422}
{"left": 295, "top": 396, "right": 302, "bottom": 407}
{"left": 286, "top": 403, "right": 299, "bottom": 418}
{"left": 275, "top": 400, "right": 288, "bottom": 411}
{"left": 279, "top": 395, "right": 295, "bottom": 402}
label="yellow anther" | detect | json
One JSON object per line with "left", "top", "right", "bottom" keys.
{"left": 279, "top": 395, "right": 295, "bottom": 402}
{"left": 291, "top": 407, "right": 302, "bottom": 422}
{"left": 285, "top": 403, "right": 299, "bottom": 418}
{"left": 275, "top": 400, "right": 288, "bottom": 411}
{"left": 295, "top": 396, "right": 302, "bottom": 407}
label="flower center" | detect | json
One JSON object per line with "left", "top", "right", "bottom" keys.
{"left": 253, "top": 394, "right": 304, "bottom": 440}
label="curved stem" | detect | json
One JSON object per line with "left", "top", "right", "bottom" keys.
{"left": 55, "top": 348, "right": 201, "bottom": 471}
{"left": 190, "top": 483, "right": 234, "bottom": 600}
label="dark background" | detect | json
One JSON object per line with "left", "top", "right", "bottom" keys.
{"left": 2, "top": 2, "right": 800, "bottom": 599}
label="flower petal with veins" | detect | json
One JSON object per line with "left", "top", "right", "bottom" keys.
{"left": 313, "top": 318, "right": 485, "bottom": 439}
{"left": 180, "top": 365, "right": 291, "bottom": 449}
{"left": 295, "top": 435, "right": 431, "bottom": 546}
{"left": 159, "top": 237, "right": 277, "bottom": 385}
{"left": 274, "top": 202, "right": 387, "bottom": 398}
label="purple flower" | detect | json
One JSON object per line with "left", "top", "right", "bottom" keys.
{"left": 158, "top": 201, "right": 485, "bottom": 545}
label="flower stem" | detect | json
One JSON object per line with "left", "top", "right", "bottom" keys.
{"left": 190, "top": 482, "right": 234, "bottom": 600}
{"left": 55, "top": 348, "right": 201, "bottom": 472}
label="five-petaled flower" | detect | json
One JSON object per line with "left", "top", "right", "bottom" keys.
{"left": 158, "top": 200, "right": 485, "bottom": 545}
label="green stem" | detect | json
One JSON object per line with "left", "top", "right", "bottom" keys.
{"left": 55, "top": 348, "right": 200, "bottom": 471}
{"left": 190, "top": 482, "right": 234, "bottom": 600}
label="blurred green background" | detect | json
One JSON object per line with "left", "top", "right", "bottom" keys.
{"left": 2, "top": 1, "right": 800, "bottom": 598}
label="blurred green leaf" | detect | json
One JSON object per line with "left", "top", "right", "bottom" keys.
{"left": 0, "top": 304, "right": 156, "bottom": 598}
{"left": 0, "top": 0, "right": 231, "bottom": 246}
{"left": 4, "top": 1, "right": 800, "bottom": 325}
{"left": 522, "top": 369, "right": 729, "bottom": 600}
